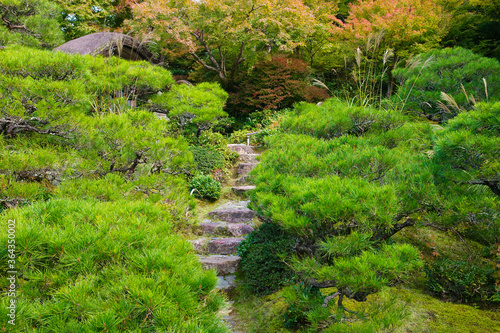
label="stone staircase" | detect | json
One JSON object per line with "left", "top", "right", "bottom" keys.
{"left": 192, "top": 144, "right": 259, "bottom": 290}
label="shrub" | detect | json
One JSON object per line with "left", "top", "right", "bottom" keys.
{"left": 425, "top": 259, "right": 497, "bottom": 303}
{"left": 281, "top": 99, "right": 405, "bottom": 140}
{"left": 393, "top": 47, "right": 500, "bottom": 122}
{"left": 282, "top": 284, "right": 324, "bottom": 330}
{"left": 189, "top": 146, "right": 225, "bottom": 175}
{"left": 189, "top": 175, "right": 221, "bottom": 200}
{"left": 237, "top": 222, "right": 296, "bottom": 295}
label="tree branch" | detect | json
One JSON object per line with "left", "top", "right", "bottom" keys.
{"left": 465, "top": 178, "right": 500, "bottom": 196}
{"left": 0, "top": 116, "right": 70, "bottom": 139}
{"left": 371, "top": 217, "right": 415, "bottom": 243}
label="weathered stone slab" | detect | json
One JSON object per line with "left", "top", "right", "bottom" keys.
{"left": 237, "top": 163, "right": 258, "bottom": 176}
{"left": 227, "top": 144, "right": 254, "bottom": 154}
{"left": 232, "top": 186, "right": 256, "bottom": 195}
{"left": 208, "top": 208, "right": 255, "bottom": 223}
{"left": 227, "top": 223, "right": 254, "bottom": 237}
{"left": 207, "top": 238, "right": 244, "bottom": 255}
{"left": 199, "top": 255, "right": 240, "bottom": 275}
{"left": 238, "top": 154, "right": 259, "bottom": 163}
{"left": 199, "top": 222, "right": 228, "bottom": 235}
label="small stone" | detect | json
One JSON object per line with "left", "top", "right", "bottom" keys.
{"left": 227, "top": 223, "right": 254, "bottom": 236}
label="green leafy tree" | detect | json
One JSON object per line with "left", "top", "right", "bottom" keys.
{"left": 0, "top": 0, "right": 64, "bottom": 48}
{"left": 156, "top": 82, "right": 228, "bottom": 137}
{"left": 441, "top": 0, "right": 500, "bottom": 60}
{"left": 54, "top": 0, "right": 133, "bottom": 41}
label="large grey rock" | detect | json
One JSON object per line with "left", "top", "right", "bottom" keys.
{"left": 228, "top": 223, "right": 254, "bottom": 236}
{"left": 199, "top": 255, "right": 240, "bottom": 275}
{"left": 208, "top": 207, "right": 255, "bottom": 223}
{"left": 238, "top": 154, "right": 259, "bottom": 163}
{"left": 232, "top": 186, "right": 256, "bottom": 195}
{"left": 199, "top": 222, "right": 228, "bottom": 235}
{"left": 237, "top": 163, "right": 258, "bottom": 176}
{"left": 207, "top": 238, "right": 244, "bottom": 254}
{"left": 227, "top": 144, "right": 254, "bottom": 154}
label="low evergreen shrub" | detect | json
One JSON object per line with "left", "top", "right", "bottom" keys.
{"left": 237, "top": 222, "right": 296, "bottom": 295}
{"left": 393, "top": 47, "right": 500, "bottom": 122}
{"left": 425, "top": 259, "right": 497, "bottom": 303}
{"left": 189, "top": 175, "right": 221, "bottom": 200}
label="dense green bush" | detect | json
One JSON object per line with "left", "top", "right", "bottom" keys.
{"left": 190, "top": 146, "right": 225, "bottom": 175}
{"left": 281, "top": 99, "right": 405, "bottom": 140}
{"left": 237, "top": 222, "right": 296, "bottom": 295}
{"left": 189, "top": 175, "right": 221, "bottom": 200}
{"left": 393, "top": 47, "right": 500, "bottom": 122}
{"left": 425, "top": 259, "right": 497, "bottom": 303}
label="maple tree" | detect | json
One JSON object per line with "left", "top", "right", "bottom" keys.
{"left": 331, "top": 0, "right": 448, "bottom": 57}
{"left": 126, "top": 0, "right": 320, "bottom": 85}
{"left": 330, "top": 0, "right": 449, "bottom": 96}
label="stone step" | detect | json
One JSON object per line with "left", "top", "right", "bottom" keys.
{"left": 236, "top": 174, "right": 253, "bottom": 185}
{"left": 227, "top": 223, "right": 254, "bottom": 236}
{"left": 199, "top": 221, "right": 254, "bottom": 237}
{"left": 199, "top": 221, "right": 228, "bottom": 235}
{"left": 208, "top": 207, "right": 255, "bottom": 223}
{"left": 238, "top": 153, "right": 259, "bottom": 163}
{"left": 232, "top": 185, "right": 256, "bottom": 195}
{"left": 227, "top": 144, "right": 254, "bottom": 155}
{"left": 207, "top": 237, "right": 244, "bottom": 255}
{"left": 199, "top": 255, "right": 240, "bottom": 275}
{"left": 237, "top": 163, "right": 258, "bottom": 176}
